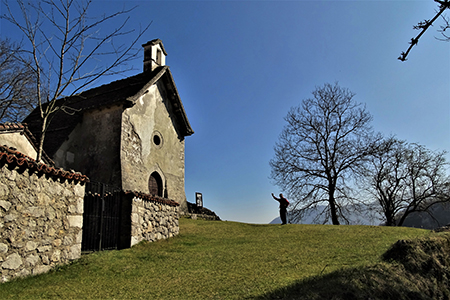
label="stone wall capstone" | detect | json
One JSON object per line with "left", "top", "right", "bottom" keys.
{"left": 0, "top": 146, "right": 88, "bottom": 283}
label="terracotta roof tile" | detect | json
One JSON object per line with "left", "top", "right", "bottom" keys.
{"left": 0, "top": 145, "right": 89, "bottom": 184}
{"left": 0, "top": 122, "right": 26, "bottom": 131}
{"left": 123, "top": 190, "right": 179, "bottom": 207}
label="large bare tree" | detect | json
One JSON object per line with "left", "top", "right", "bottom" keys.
{"left": 364, "top": 137, "right": 449, "bottom": 226}
{"left": 0, "top": 38, "right": 36, "bottom": 122}
{"left": 270, "top": 83, "right": 380, "bottom": 225}
{"left": 2, "top": 0, "right": 149, "bottom": 161}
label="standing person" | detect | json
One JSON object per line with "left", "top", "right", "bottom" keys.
{"left": 271, "top": 193, "right": 289, "bottom": 225}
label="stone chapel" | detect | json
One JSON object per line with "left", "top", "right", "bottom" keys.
{"left": 24, "top": 39, "right": 194, "bottom": 211}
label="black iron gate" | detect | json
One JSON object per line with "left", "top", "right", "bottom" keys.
{"left": 82, "top": 182, "right": 123, "bottom": 252}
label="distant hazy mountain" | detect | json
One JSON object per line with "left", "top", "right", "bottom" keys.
{"left": 270, "top": 203, "right": 450, "bottom": 230}
{"left": 269, "top": 205, "right": 380, "bottom": 225}
{"left": 398, "top": 203, "right": 450, "bottom": 229}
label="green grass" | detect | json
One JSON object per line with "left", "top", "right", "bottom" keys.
{"left": 0, "top": 218, "right": 435, "bottom": 299}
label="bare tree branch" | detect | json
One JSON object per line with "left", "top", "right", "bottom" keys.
{"left": 0, "top": 39, "right": 37, "bottom": 122}
{"left": 1, "top": 0, "right": 151, "bottom": 161}
{"left": 362, "top": 138, "right": 450, "bottom": 226}
{"left": 399, "top": 0, "right": 450, "bottom": 61}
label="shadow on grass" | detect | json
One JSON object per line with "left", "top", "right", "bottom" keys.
{"left": 255, "top": 234, "right": 450, "bottom": 300}
{"left": 254, "top": 264, "right": 435, "bottom": 300}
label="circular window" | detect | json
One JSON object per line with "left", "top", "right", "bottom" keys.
{"left": 152, "top": 131, "right": 163, "bottom": 148}
{"left": 153, "top": 135, "right": 161, "bottom": 146}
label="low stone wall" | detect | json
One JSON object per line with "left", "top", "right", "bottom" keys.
{"left": 0, "top": 147, "right": 88, "bottom": 282}
{"left": 129, "top": 193, "right": 179, "bottom": 247}
{"left": 0, "top": 145, "right": 181, "bottom": 282}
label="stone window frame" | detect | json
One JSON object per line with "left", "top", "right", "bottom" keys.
{"left": 148, "top": 166, "right": 167, "bottom": 198}
{"left": 149, "top": 171, "right": 163, "bottom": 197}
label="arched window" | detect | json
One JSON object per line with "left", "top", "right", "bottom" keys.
{"left": 148, "top": 172, "right": 163, "bottom": 197}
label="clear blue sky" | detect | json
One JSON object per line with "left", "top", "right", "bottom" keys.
{"left": 1, "top": 0, "right": 449, "bottom": 224}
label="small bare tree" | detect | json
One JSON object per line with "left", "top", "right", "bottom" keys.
{"left": 364, "top": 138, "right": 450, "bottom": 226}
{"left": 270, "top": 83, "right": 381, "bottom": 225}
{"left": 363, "top": 138, "right": 410, "bottom": 226}
{"left": 0, "top": 38, "right": 36, "bottom": 122}
{"left": 399, "top": 0, "right": 450, "bottom": 61}
{"left": 2, "top": 0, "right": 150, "bottom": 161}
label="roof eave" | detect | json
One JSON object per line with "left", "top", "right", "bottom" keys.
{"left": 130, "top": 66, "right": 194, "bottom": 137}
{"left": 162, "top": 68, "right": 194, "bottom": 137}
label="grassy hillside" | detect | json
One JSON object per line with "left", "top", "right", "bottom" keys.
{"left": 0, "top": 218, "right": 444, "bottom": 299}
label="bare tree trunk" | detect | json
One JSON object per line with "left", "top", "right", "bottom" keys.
{"left": 328, "top": 185, "right": 340, "bottom": 225}
{"left": 385, "top": 208, "right": 395, "bottom": 226}
{"left": 36, "top": 116, "right": 47, "bottom": 163}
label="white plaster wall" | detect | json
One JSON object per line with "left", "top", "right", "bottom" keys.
{"left": 0, "top": 132, "right": 38, "bottom": 159}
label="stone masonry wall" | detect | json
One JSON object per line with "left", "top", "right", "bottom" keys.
{"left": 0, "top": 147, "right": 88, "bottom": 283}
{"left": 129, "top": 193, "right": 179, "bottom": 247}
